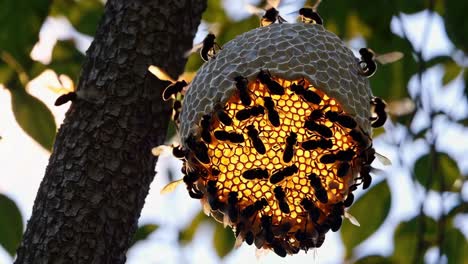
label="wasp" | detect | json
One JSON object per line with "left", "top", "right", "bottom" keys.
{"left": 358, "top": 48, "right": 404, "bottom": 77}
{"left": 336, "top": 162, "right": 350, "bottom": 178}
{"left": 246, "top": 0, "right": 287, "bottom": 27}
{"left": 319, "top": 153, "right": 337, "bottom": 164}
{"left": 304, "top": 120, "right": 332, "bottom": 138}
{"left": 370, "top": 97, "right": 387, "bottom": 128}
{"left": 172, "top": 145, "right": 186, "bottom": 159}
{"left": 272, "top": 243, "right": 287, "bottom": 258}
{"left": 213, "top": 130, "right": 244, "bottom": 143}
{"left": 207, "top": 180, "right": 223, "bottom": 210}
{"left": 227, "top": 191, "right": 239, "bottom": 222}
{"left": 242, "top": 168, "right": 269, "bottom": 180}
{"left": 273, "top": 186, "right": 290, "bottom": 214}
{"left": 215, "top": 108, "right": 233, "bottom": 126}
{"left": 235, "top": 105, "right": 265, "bottom": 121}
{"left": 245, "top": 231, "right": 254, "bottom": 245}
{"left": 308, "top": 173, "right": 328, "bottom": 203}
{"left": 298, "top": 8, "right": 323, "bottom": 25}
{"left": 246, "top": 125, "right": 266, "bottom": 154}
{"left": 241, "top": 198, "right": 268, "bottom": 218}
{"left": 263, "top": 97, "right": 281, "bottom": 127}
{"left": 327, "top": 202, "right": 344, "bottom": 232}
{"left": 343, "top": 193, "right": 354, "bottom": 207}
{"left": 184, "top": 33, "right": 222, "bottom": 61}
{"left": 185, "top": 135, "right": 210, "bottom": 164}
{"left": 257, "top": 70, "right": 285, "bottom": 95}
{"left": 360, "top": 164, "right": 373, "bottom": 190}
{"left": 300, "top": 198, "right": 320, "bottom": 222}
{"left": 234, "top": 76, "right": 252, "bottom": 106}
{"left": 260, "top": 215, "right": 274, "bottom": 243}
{"left": 335, "top": 149, "right": 355, "bottom": 161}
{"left": 301, "top": 138, "right": 332, "bottom": 150}
{"left": 283, "top": 132, "right": 297, "bottom": 163}
{"left": 200, "top": 115, "right": 212, "bottom": 143}
{"left": 325, "top": 111, "right": 357, "bottom": 129}
{"left": 270, "top": 164, "right": 298, "bottom": 184}
{"left": 349, "top": 129, "right": 370, "bottom": 147}
{"left": 290, "top": 81, "right": 321, "bottom": 104}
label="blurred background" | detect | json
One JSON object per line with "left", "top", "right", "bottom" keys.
{"left": 0, "top": 0, "right": 467, "bottom": 263}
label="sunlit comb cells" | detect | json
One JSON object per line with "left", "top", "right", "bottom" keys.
{"left": 163, "top": 23, "right": 377, "bottom": 257}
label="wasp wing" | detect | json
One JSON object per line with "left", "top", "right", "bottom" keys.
{"left": 267, "top": 0, "right": 281, "bottom": 8}
{"left": 376, "top": 152, "right": 392, "bottom": 166}
{"left": 376, "top": 51, "right": 404, "bottom": 65}
{"left": 183, "top": 42, "right": 204, "bottom": 58}
{"left": 148, "top": 66, "right": 176, "bottom": 82}
{"left": 160, "top": 179, "right": 184, "bottom": 194}
{"left": 344, "top": 211, "right": 361, "bottom": 227}
{"left": 245, "top": 4, "right": 265, "bottom": 17}
{"left": 151, "top": 145, "right": 171, "bottom": 156}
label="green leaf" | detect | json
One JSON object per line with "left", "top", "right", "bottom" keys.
{"left": 354, "top": 255, "right": 395, "bottom": 264}
{"left": 426, "top": 56, "right": 453, "bottom": 69}
{"left": 444, "top": 0, "right": 468, "bottom": 53}
{"left": 178, "top": 211, "right": 210, "bottom": 245}
{"left": 213, "top": 224, "right": 235, "bottom": 258}
{"left": 49, "top": 40, "right": 85, "bottom": 80}
{"left": 340, "top": 180, "right": 391, "bottom": 258}
{"left": 131, "top": 224, "right": 159, "bottom": 246}
{"left": 414, "top": 153, "right": 461, "bottom": 192}
{"left": 51, "top": 0, "right": 104, "bottom": 36}
{"left": 0, "top": 193, "right": 24, "bottom": 256}
{"left": 0, "top": 0, "right": 50, "bottom": 66}
{"left": 442, "top": 60, "right": 462, "bottom": 85}
{"left": 442, "top": 227, "right": 468, "bottom": 264}
{"left": 10, "top": 87, "right": 57, "bottom": 151}
{"left": 393, "top": 216, "right": 437, "bottom": 264}
{"left": 202, "top": 0, "right": 229, "bottom": 24}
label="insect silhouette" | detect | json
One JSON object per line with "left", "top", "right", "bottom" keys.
{"left": 335, "top": 149, "right": 355, "bottom": 161}
{"left": 246, "top": 0, "right": 287, "bottom": 27}
{"left": 325, "top": 111, "right": 357, "bottom": 129}
{"left": 274, "top": 186, "right": 290, "bottom": 214}
{"left": 241, "top": 198, "right": 268, "bottom": 218}
{"left": 257, "top": 70, "right": 285, "bottom": 95}
{"left": 336, "top": 162, "right": 350, "bottom": 178}
{"left": 200, "top": 115, "right": 212, "bottom": 143}
{"left": 227, "top": 191, "right": 239, "bottom": 222}
{"left": 260, "top": 215, "right": 274, "bottom": 243}
{"left": 149, "top": 66, "right": 189, "bottom": 101}
{"left": 320, "top": 153, "right": 336, "bottom": 164}
{"left": 298, "top": 8, "right": 323, "bottom": 25}
{"left": 234, "top": 76, "right": 252, "bottom": 106}
{"left": 272, "top": 243, "right": 287, "bottom": 258}
{"left": 207, "top": 180, "right": 223, "bottom": 210}
{"left": 185, "top": 33, "right": 222, "bottom": 61}
{"left": 308, "top": 173, "right": 328, "bottom": 203}
{"left": 283, "top": 132, "right": 297, "bottom": 163}
{"left": 358, "top": 48, "right": 404, "bottom": 77}
{"left": 343, "top": 193, "right": 354, "bottom": 207}
{"left": 246, "top": 125, "right": 266, "bottom": 154}
{"left": 270, "top": 164, "right": 298, "bottom": 184}
{"left": 290, "top": 81, "right": 321, "bottom": 104}
{"left": 215, "top": 108, "right": 233, "bottom": 126}
{"left": 213, "top": 130, "right": 244, "bottom": 143}
{"left": 235, "top": 105, "right": 265, "bottom": 121}
{"left": 300, "top": 198, "right": 320, "bottom": 222}
{"left": 242, "top": 168, "right": 269, "bottom": 180}
{"left": 304, "top": 120, "right": 332, "bottom": 138}
{"left": 185, "top": 135, "right": 210, "bottom": 164}
{"left": 263, "top": 97, "right": 281, "bottom": 127}
{"left": 370, "top": 97, "right": 387, "bottom": 128}
{"left": 172, "top": 145, "right": 186, "bottom": 159}
{"left": 301, "top": 138, "right": 332, "bottom": 150}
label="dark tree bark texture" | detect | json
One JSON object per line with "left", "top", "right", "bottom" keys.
{"left": 15, "top": 0, "right": 206, "bottom": 263}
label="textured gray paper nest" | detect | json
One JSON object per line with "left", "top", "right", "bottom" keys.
{"left": 179, "top": 23, "right": 372, "bottom": 144}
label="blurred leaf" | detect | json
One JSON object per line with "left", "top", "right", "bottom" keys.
{"left": 442, "top": 227, "right": 468, "bottom": 264}
{"left": 414, "top": 153, "right": 461, "bottom": 192}
{"left": 178, "top": 211, "right": 210, "bottom": 245}
{"left": 49, "top": 40, "right": 85, "bottom": 80}
{"left": 318, "top": 0, "right": 351, "bottom": 37}
{"left": 0, "top": 62, "right": 14, "bottom": 84}
{"left": 51, "top": 0, "right": 104, "bottom": 35}
{"left": 426, "top": 55, "right": 453, "bottom": 68}
{"left": 393, "top": 216, "right": 437, "bottom": 264}
{"left": 213, "top": 224, "right": 235, "bottom": 258}
{"left": 10, "top": 87, "right": 57, "bottom": 151}
{"left": 0, "top": 193, "right": 23, "bottom": 256}
{"left": 444, "top": 0, "right": 468, "bottom": 53}
{"left": 131, "top": 224, "right": 159, "bottom": 246}
{"left": 354, "top": 255, "right": 395, "bottom": 264}
{"left": 341, "top": 180, "right": 391, "bottom": 258}
{"left": 184, "top": 52, "right": 205, "bottom": 73}
{"left": 446, "top": 203, "right": 468, "bottom": 219}
{"left": 202, "top": 0, "right": 229, "bottom": 24}
{"left": 217, "top": 15, "right": 259, "bottom": 45}
{"left": 442, "top": 60, "right": 462, "bottom": 85}
{"left": 0, "top": 0, "right": 50, "bottom": 65}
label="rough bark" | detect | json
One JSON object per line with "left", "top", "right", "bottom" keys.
{"left": 15, "top": 0, "right": 206, "bottom": 263}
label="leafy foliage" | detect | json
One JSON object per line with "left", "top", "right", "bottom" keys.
{"left": 0, "top": 194, "right": 23, "bottom": 256}
{"left": 414, "top": 152, "right": 461, "bottom": 192}
{"left": 131, "top": 224, "right": 159, "bottom": 246}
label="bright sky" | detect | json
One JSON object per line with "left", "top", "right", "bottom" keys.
{"left": 1, "top": 4, "right": 467, "bottom": 264}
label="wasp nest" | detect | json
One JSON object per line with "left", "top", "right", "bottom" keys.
{"left": 176, "top": 23, "right": 374, "bottom": 256}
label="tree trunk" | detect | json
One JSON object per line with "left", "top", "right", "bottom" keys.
{"left": 15, "top": 1, "right": 206, "bottom": 263}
